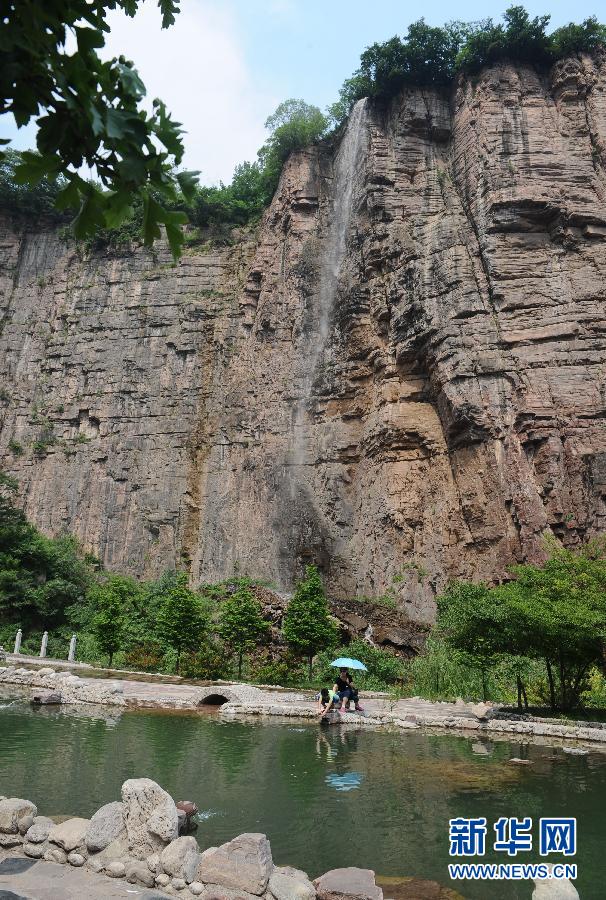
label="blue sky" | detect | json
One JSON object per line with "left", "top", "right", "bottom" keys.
{"left": 3, "top": 1, "right": 603, "bottom": 183}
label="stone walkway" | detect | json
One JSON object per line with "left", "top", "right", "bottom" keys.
{"left": 5, "top": 656, "right": 606, "bottom": 746}
{"left": 3, "top": 655, "right": 477, "bottom": 718}
{"left": 0, "top": 855, "right": 170, "bottom": 900}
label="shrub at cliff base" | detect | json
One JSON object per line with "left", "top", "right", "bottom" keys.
{"left": 0, "top": 472, "right": 93, "bottom": 634}
{"left": 179, "top": 639, "right": 232, "bottom": 681}
{"left": 437, "top": 540, "right": 606, "bottom": 712}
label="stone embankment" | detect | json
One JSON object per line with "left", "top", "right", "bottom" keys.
{"left": 2, "top": 662, "right": 606, "bottom": 748}
{"left": 0, "top": 778, "right": 384, "bottom": 900}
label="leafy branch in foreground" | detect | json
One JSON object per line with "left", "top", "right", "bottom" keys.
{"left": 1, "top": 1, "right": 198, "bottom": 256}
{"left": 0, "top": 96, "right": 329, "bottom": 251}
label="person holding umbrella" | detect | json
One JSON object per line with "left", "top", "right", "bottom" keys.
{"left": 331, "top": 656, "right": 366, "bottom": 712}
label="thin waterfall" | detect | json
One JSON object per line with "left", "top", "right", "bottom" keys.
{"left": 291, "top": 98, "right": 368, "bottom": 478}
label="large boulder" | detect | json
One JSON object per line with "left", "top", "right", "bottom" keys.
{"left": 314, "top": 868, "right": 383, "bottom": 900}
{"left": 196, "top": 833, "right": 273, "bottom": 895}
{"left": 269, "top": 870, "right": 316, "bottom": 900}
{"left": 161, "top": 835, "right": 200, "bottom": 883}
{"left": 85, "top": 801, "right": 125, "bottom": 853}
{"left": 0, "top": 798, "right": 37, "bottom": 834}
{"left": 48, "top": 817, "right": 90, "bottom": 852}
{"left": 122, "top": 778, "right": 178, "bottom": 859}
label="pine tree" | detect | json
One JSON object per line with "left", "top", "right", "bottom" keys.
{"left": 218, "top": 587, "right": 270, "bottom": 679}
{"left": 156, "top": 574, "right": 208, "bottom": 673}
{"left": 90, "top": 575, "right": 138, "bottom": 666}
{"left": 283, "top": 565, "right": 339, "bottom": 679}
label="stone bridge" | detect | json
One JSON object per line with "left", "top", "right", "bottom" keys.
{"left": 195, "top": 684, "right": 266, "bottom": 706}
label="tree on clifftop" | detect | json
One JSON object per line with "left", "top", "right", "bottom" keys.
{"left": 283, "top": 565, "right": 339, "bottom": 679}
{"left": 155, "top": 573, "right": 208, "bottom": 673}
{"left": 1, "top": 1, "right": 198, "bottom": 255}
{"left": 218, "top": 586, "right": 270, "bottom": 679}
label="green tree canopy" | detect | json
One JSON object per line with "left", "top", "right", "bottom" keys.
{"left": 218, "top": 586, "right": 270, "bottom": 678}
{"left": 456, "top": 6, "right": 552, "bottom": 74}
{"left": 283, "top": 565, "right": 339, "bottom": 678}
{"left": 330, "top": 8, "right": 606, "bottom": 126}
{"left": 155, "top": 572, "right": 208, "bottom": 672}
{"left": 89, "top": 573, "right": 140, "bottom": 665}
{"left": 258, "top": 99, "right": 328, "bottom": 197}
{"left": 437, "top": 541, "right": 606, "bottom": 711}
{"left": 2, "top": 0, "right": 198, "bottom": 255}
{"left": 0, "top": 473, "right": 93, "bottom": 629}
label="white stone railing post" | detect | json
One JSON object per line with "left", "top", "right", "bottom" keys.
{"left": 40, "top": 631, "right": 48, "bottom": 658}
{"left": 13, "top": 629, "right": 22, "bottom": 654}
{"left": 68, "top": 634, "right": 77, "bottom": 662}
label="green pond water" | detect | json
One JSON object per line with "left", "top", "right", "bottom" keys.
{"left": 0, "top": 693, "right": 603, "bottom": 900}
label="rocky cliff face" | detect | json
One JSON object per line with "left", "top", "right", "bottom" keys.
{"left": 1, "top": 53, "right": 605, "bottom": 622}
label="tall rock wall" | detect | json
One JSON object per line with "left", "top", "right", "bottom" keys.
{"left": 1, "top": 53, "right": 605, "bottom": 622}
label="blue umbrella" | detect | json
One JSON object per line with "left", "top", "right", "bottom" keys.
{"left": 330, "top": 656, "right": 368, "bottom": 671}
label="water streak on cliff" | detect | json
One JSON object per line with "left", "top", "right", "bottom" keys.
{"left": 291, "top": 99, "right": 368, "bottom": 479}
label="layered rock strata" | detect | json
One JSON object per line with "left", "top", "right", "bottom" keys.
{"left": 0, "top": 52, "right": 605, "bottom": 620}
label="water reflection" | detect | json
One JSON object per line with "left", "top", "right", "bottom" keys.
{"left": 1, "top": 697, "right": 605, "bottom": 900}
{"left": 325, "top": 772, "right": 364, "bottom": 792}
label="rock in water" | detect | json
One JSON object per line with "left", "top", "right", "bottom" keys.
{"left": 196, "top": 833, "right": 273, "bottom": 895}
{"left": 176, "top": 799, "right": 199, "bottom": 833}
{"left": 315, "top": 868, "right": 383, "bottom": 900}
